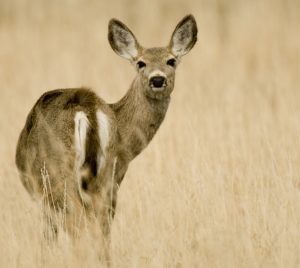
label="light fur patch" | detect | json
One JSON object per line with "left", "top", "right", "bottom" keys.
{"left": 112, "top": 25, "right": 138, "bottom": 60}
{"left": 74, "top": 111, "right": 89, "bottom": 166}
{"left": 96, "top": 110, "right": 110, "bottom": 156}
{"left": 149, "top": 70, "right": 166, "bottom": 79}
{"left": 98, "top": 155, "right": 105, "bottom": 175}
{"left": 96, "top": 110, "right": 110, "bottom": 175}
{"left": 171, "top": 20, "right": 194, "bottom": 57}
{"left": 74, "top": 111, "right": 90, "bottom": 203}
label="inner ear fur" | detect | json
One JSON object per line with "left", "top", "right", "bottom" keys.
{"left": 169, "top": 14, "right": 198, "bottom": 58}
{"left": 108, "top": 19, "right": 142, "bottom": 60}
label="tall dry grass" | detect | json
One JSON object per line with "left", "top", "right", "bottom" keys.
{"left": 0, "top": 0, "right": 300, "bottom": 267}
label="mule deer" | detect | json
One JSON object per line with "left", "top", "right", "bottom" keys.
{"left": 16, "top": 15, "right": 197, "bottom": 239}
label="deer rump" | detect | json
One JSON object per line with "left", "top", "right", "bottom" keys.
{"left": 16, "top": 88, "right": 117, "bottom": 213}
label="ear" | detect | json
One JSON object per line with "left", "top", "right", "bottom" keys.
{"left": 108, "top": 18, "right": 141, "bottom": 61}
{"left": 169, "top": 15, "right": 198, "bottom": 58}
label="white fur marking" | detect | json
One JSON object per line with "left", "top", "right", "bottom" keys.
{"left": 149, "top": 70, "right": 166, "bottom": 79}
{"left": 172, "top": 21, "right": 193, "bottom": 57}
{"left": 74, "top": 112, "right": 89, "bottom": 167}
{"left": 74, "top": 111, "right": 89, "bottom": 202}
{"left": 113, "top": 25, "right": 138, "bottom": 59}
{"left": 96, "top": 110, "right": 110, "bottom": 156}
{"left": 98, "top": 155, "right": 105, "bottom": 175}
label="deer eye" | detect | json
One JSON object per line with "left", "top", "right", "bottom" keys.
{"left": 167, "top": 58, "right": 176, "bottom": 67}
{"left": 137, "top": 61, "right": 146, "bottom": 69}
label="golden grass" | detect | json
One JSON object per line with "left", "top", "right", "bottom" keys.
{"left": 1, "top": 0, "right": 300, "bottom": 267}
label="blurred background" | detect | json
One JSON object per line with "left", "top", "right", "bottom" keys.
{"left": 1, "top": 0, "right": 299, "bottom": 99}
{"left": 0, "top": 0, "right": 300, "bottom": 267}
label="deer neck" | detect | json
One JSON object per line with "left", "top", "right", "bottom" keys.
{"left": 110, "top": 76, "right": 170, "bottom": 162}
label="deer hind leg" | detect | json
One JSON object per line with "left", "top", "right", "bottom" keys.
{"left": 41, "top": 176, "right": 87, "bottom": 240}
{"left": 71, "top": 110, "right": 102, "bottom": 236}
{"left": 87, "top": 157, "right": 118, "bottom": 234}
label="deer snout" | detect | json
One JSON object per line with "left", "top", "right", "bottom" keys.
{"left": 149, "top": 76, "right": 166, "bottom": 88}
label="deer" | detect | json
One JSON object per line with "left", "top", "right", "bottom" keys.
{"left": 15, "top": 15, "right": 197, "bottom": 242}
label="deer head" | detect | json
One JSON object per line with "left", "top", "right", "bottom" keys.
{"left": 108, "top": 15, "right": 198, "bottom": 100}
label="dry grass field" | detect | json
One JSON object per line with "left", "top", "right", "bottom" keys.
{"left": 1, "top": 0, "right": 300, "bottom": 267}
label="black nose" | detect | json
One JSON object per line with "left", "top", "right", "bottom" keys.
{"left": 150, "top": 76, "right": 165, "bottom": 88}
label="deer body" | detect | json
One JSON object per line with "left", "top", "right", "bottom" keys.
{"left": 16, "top": 15, "right": 197, "bottom": 238}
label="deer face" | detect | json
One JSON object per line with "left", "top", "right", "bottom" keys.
{"left": 134, "top": 47, "right": 176, "bottom": 100}
{"left": 108, "top": 15, "right": 197, "bottom": 100}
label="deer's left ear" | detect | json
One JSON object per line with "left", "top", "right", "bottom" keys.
{"left": 169, "top": 15, "right": 198, "bottom": 58}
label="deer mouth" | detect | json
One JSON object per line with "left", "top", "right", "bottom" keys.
{"left": 151, "top": 85, "right": 166, "bottom": 92}
{"left": 146, "top": 85, "right": 171, "bottom": 100}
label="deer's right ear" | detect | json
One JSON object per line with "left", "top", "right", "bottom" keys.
{"left": 108, "top": 19, "right": 141, "bottom": 61}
